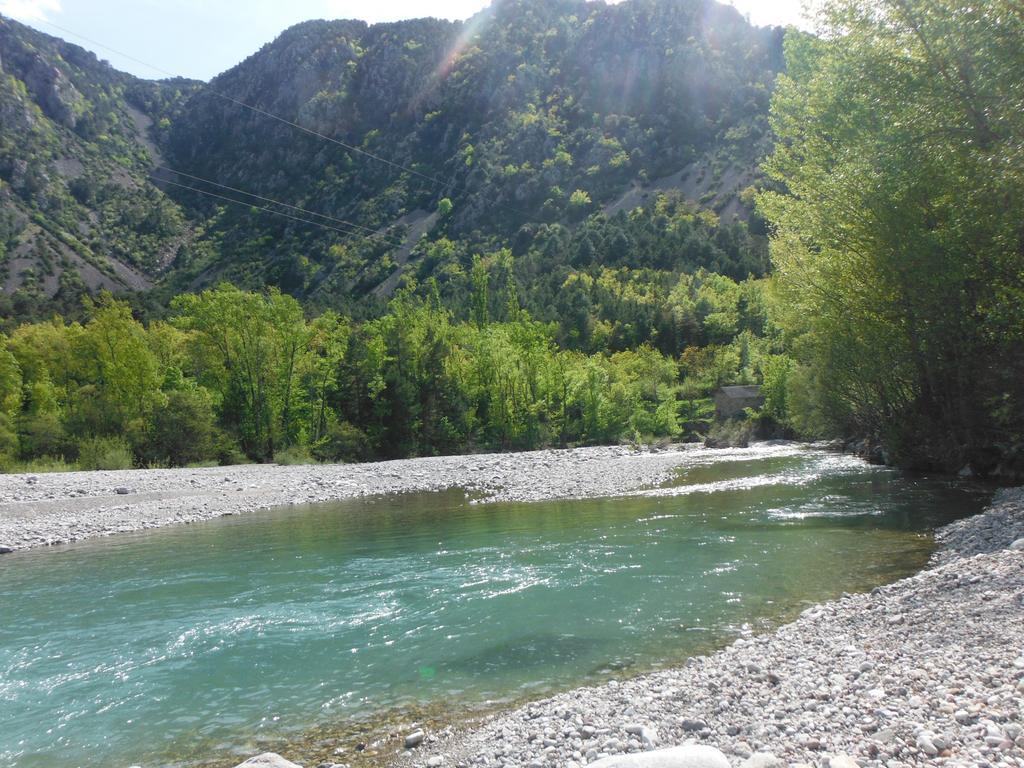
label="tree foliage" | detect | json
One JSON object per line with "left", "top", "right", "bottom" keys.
{"left": 0, "top": 271, "right": 781, "bottom": 469}
{"left": 761, "top": 0, "right": 1024, "bottom": 471}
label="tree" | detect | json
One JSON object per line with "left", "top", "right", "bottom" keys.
{"left": 70, "top": 295, "right": 160, "bottom": 437}
{"left": 0, "top": 337, "right": 21, "bottom": 462}
{"left": 760, "top": 0, "right": 1024, "bottom": 470}
{"left": 146, "top": 388, "right": 217, "bottom": 467}
{"left": 568, "top": 189, "right": 593, "bottom": 221}
{"left": 173, "top": 285, "right": 312, "bottom": 460}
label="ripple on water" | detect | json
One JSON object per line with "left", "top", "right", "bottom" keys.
{"left": 0, "top": 449, "right": 990, "bottom": 768}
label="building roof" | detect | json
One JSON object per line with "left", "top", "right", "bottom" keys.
{"left": 718, "top": 385, "right": 763, "bottom": 399}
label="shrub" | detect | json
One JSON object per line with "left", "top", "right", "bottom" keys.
{"left": 212, "top": 432, "right": 248, "bottom": 466}
{"left": 18, "top": 413, "right": 71, "bottom": 460}
{"left": 77, "top": 436, "right": 134, "bottom": 470}
{"left": 0, "top": 413, "right": 18, "bottom": 466}
{"left": 273, "top": 445, "right": 316, "bottom": 466}
{"left": 704, "top": 419, "right": 755, "bottom": 449}
{"left": 311, "top": 421, "right": 370, "bottom": 463}
{"left": 1, "top": 456, "right": 75, "bottom": 474}
{"left": 147, "top": 389, "right": 216, "bottom": 466}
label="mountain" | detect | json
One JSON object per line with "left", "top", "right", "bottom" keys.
{"left": 0, "top": 15, "right": 200, "bottom": 317}
{"left": 0, "top": 0, "right": 784, "bottom": 322}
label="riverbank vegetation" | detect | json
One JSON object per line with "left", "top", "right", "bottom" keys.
{"left": 0, "top": 267, "right": 783, "bottom": 469}
{"left": 759, "top": 0, "right": 1023, "bottom": 475}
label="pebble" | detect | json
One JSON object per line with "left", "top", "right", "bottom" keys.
{"left": 406, "top": 730, "right": 426, "bottom": 749}
{"left": 233, "top": 755, "right": 302, "bottom": 768}
{"left": 740, "top": 753, "right": 784, "bottom": 768}
{"left": 916, "top": 731, "right": 938, "bottom": 755}
{"left": 586, "top": 745, "right": 730, "bottom": 768}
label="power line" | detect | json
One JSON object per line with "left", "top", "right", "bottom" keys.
{"left": 34, "top": 17, "right": 539, "bottom": 226}
{"left": 36, "top": 18, "right": 454, "bottom": 191}
{"left": 26, "top": 19, "right": 429, "bottom": 248}
{"left": 153, "top": 165, "right": 408, "bottom": 247}
{"left": 160, "top": 177, "right": 391, "bottom": 241}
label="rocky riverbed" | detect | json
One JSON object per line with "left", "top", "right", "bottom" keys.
{"left": 374, "top": 487, "right": 1022, "bottom": 768}
{"left": 1, "top": 443, "right": 782, "bottom": 552}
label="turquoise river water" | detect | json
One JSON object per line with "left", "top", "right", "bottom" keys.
{"left": 0, "top": 446, "right": 990, "bottom": 767}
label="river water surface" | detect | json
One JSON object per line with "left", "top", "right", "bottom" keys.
{"left": 0, "top": 446, "right": 989, "bottom": 767}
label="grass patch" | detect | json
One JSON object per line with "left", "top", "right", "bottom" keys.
{"left": 0, "top": 456, "right": 76, "bottom": 474}
{"left": 273, "top": 446, "right": 318, "bottom": 466}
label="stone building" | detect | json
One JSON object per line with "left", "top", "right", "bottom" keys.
{"left": 714, "top": 385, "right": 764, "bottom": 420}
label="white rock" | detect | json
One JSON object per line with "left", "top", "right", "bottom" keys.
{"left": 406, "top": 729, "right": 426, "bottom": 748}
{"left": 639, "top": 727, "right": 658, "bottom": 748}
{"left": 1009, "top": 538, "right": 1024, "bottom": 550}
{"left": 915, "top": 732, "right": 938, "bottom": 756}
{"left": 586, "top": 745, "right": 730, "bottom": 768}
{"left": 741, "top": 753, "right": 785, "bottom": 768}
{"left": 826, "top": 756, "right": 860, "bottom": 768}
{"left": 233, "top": 754, "right": 302, "bottom": 768}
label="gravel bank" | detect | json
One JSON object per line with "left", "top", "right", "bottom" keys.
{"left": 0, "top": 444, "right": 803, "bottom": 552}
{"left": 400, "top": 488, "right": 1024, "bottom": 768}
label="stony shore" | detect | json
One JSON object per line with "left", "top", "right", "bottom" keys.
{"left": 0, "top": 443, "right": 802, "bottom": 553}
{"left": 384, "top": 488, "right": 1023, "bottom": 768}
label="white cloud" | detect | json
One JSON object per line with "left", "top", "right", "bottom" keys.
{"left": 0, "top": 0, "right": 60, "bottom": 22}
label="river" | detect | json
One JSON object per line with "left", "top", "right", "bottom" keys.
{"left": 0, "top": 446, "right": 989, "bottom": 767}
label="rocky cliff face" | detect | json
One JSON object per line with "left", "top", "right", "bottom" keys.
{"left": 0, "top": 15, "right": 200, "bottom": 316}
{"left": 0, "top": 0, "right": 784, "bottom": 318}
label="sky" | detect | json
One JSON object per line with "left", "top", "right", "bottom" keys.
{"left": 0, "top": 0, "right": 809, "bottom": 81}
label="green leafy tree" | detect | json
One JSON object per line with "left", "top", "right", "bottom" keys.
{"left": 70, "top": 295, "right": 160, "bottom": 437}
{"left": 760, "top": 0, "right": 1024, "bottom": 469}
{"left": 173, "top": 285, "right": 311, "bottom": 460}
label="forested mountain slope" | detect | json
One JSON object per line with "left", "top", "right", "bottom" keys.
{"left": 0, "top": 0, "right": 783, "bottom": 323}
{"left": 0, "top": 16, "right": 199, "bottom": 317}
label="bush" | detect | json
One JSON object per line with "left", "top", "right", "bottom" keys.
{"left": 0, "top": 456, "right": 75, "bottom": 474}
{"left": 77, "top": 436, "right": 134, "bottom": 470}
{"left": 147, "top": 389, "right": 216, "bottom": 466}
{"left": 212, "top": 432, "right": 248, "bottom": 466}
{"left": 704, "top": 419, "right": 755, "bottom": 449}
{"left": 18, "top": 413, "right": 72, "bottom": 460}
{"left": 311, "top": 421, "right": 370, "bottom": 463}
{"left": 0, "top": 413, "right": 18, "bottom": 466}
{"left": 273, "top": 445, "right": 316, "bottom": 465}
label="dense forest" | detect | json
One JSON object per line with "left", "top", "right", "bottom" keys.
{"left": 0, "top": 268, "right": 781, "bottom": 468}
{"left": 0, "top": 0, "right": 1020, "bottom": 476}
